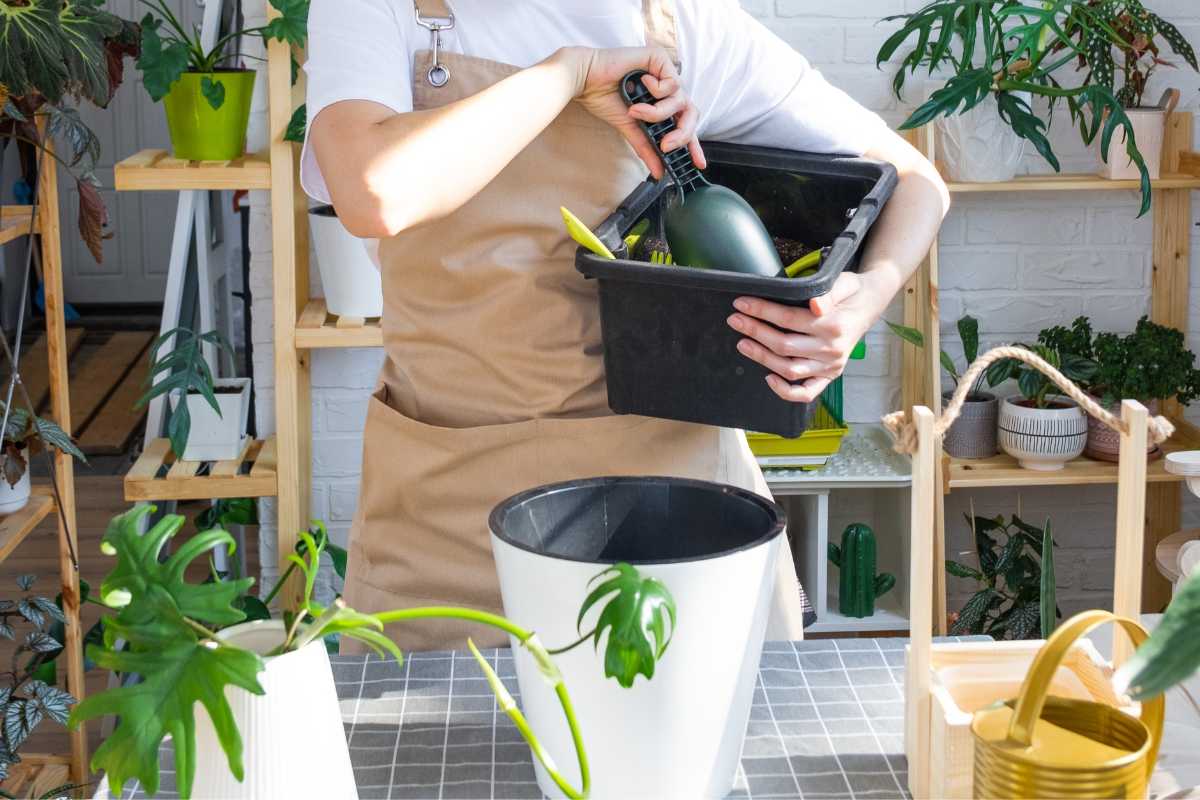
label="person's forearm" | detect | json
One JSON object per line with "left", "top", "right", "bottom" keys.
{"left": 314, "top": 48, "right": 588, "bottom": 237}
{"left": 854, "top": 135, "right": 950, "bottom": 315}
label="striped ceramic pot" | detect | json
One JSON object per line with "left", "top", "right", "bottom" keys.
{"left": 998, "top": 395, "right": 1088, "bottom": 471}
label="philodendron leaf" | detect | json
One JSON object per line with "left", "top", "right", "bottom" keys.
{"left": 263, "top": 0, "right": 309, "bottom": 48}
{"left": 577, "top": 562, "right": 676, "bottom": 688}
{"left": 885, "top": 321, "right": 925, "bottom": 348}
{"left": 199, "top": 75, "right": 224, "bottom": 110}
{"left": 136, "top": 14, "right": 190, "bottom": 101}
{"left": 958, "top": 315, "right": 979, "bottom": 365}
{"left": 284, "top": 103, "right": 306, "bottom": 143}
{"left": 71, "top": 505, "right": 265, "bottom": 799}
{"left": 70, "top": 617, "right": 265, "bottom": 799}
{"left": 98, "top": 505, "right": 253, "bottom": 628}
{"left": 1119, "top": 570, "right": 1200, "bottom": 700}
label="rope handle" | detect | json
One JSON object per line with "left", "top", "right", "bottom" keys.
{"left": 881, "top": 345, "right": 1175, "bottom": 455}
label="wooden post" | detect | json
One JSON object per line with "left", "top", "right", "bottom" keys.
{"left": 36, "top": 139, "right": 87, "bottom": 784}
{"left": 268, "top": 14, "right": 311, "bottom": 607}
{"left": 1143, "top": 112, "right": 1192, "bottom": 612}
{"left": 902, "top": 126, "right": 947, "bottom": 635}
{"left": 906, "top": 406, "right": 936, "bottom": 800}
{"left": 1113, "top": 400, "right": 1148, "bottom": 667}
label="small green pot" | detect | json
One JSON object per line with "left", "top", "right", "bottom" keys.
{"left": 163, "top": 70, "right": 256, "bottom": 161}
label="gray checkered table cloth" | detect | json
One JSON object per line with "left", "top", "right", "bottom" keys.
{"left": 105, "top": 637, "right": 976, "bottom": 800}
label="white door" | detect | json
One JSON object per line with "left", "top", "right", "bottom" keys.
{"left": 59, "top": 0, "right": 204, "bottom": 305}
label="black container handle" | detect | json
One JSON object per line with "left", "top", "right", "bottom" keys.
{"left": 620, "top": 70, "right": 705, "bottom": 191}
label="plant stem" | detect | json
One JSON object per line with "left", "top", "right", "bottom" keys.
{"left": 546, "top": 629, "right": 596, "bottom": 656}
{"left": 260, "top": 561, "right": 296, "bottom": 607}
{"left": 373, "top": 607, "right": 591, "bottom": 798}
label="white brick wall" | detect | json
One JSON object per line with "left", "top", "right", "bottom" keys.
{"left": 245, "top": 0, "right": 1200, "bottom": 615}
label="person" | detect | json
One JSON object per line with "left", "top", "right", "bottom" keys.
{"left": 304, "top": 0, "right": 949, "bottom": 651}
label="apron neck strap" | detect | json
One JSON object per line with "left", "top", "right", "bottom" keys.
{"left": 643, "top": 0, "right": 679, "bottom": 66}
{"left": 416, "top": 0, "right": 452, "bottom": 17}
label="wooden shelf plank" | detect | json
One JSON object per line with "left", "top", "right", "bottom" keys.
{"left": 114, "top": 149, "right": 271, "bottom": 191}
{"left": 124, "top": 437, "right": 278, "bottom": 501}
{"left": 946, "top": 171, "right": 1200, "bottom": 194}
{"left": 947, "top": 416, "right": 1200, "bottom": 489}
{"left": 295, "top": 299, "right": 383, "bottom": 349}
{"left": 0, "top": 206, "right": 38, "bottom": 246}
{"left": 0, "top": 488, "right": 55, "bottom": 565}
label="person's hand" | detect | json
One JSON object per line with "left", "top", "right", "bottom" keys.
{"left": 555, "top": 46, "right": 704, "bottom": 178}
{"left": 726, "top": 272, "right": 883, "bottom": 403}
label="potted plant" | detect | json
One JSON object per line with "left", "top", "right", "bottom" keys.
{"left": 489, "top": 477, "right": 786, "bottom": 798}
{"left": 880, "top": 0, "right": 1197, "bottom": 213}
{"left": 947, "top": 511, "right": 1058, "bottom": 639}
{"left": 0, "top": 575, "right": 79, "bottom": 789}
{"left": 1085, "top": 316, "right": 1200, "bottom": 459}
{"left": 135, "top": 0, "right": 308, "bottom": 161}
{"left": 307, "top": 206, "right": 384, "bottom": 318}
{"left": 283, "top": 107, "right": 384, "bottom": 319}
{"left": 70, "top": 506, "right": 681, "bottom": 800}
{"left": 888, "top": 315, "right": 999, "bottom": 458}
{"left": 0, "top": 0, "right": 140, "bottom": 262}
{"left": 1064, "top": 4, "right": 1197, "bottom": 180}
{"left": 986, "top": 329, "right": 1097, "bottom": 470}
{"left": 136, "top": 327, "right": 249, "bottom": 461}
{"left": 0, "top": 403, "right": 86, "bottom": 514}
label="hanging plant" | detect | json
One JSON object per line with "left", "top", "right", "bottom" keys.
{"left": 0, "top": 0, "right": 141, "bottom": 261}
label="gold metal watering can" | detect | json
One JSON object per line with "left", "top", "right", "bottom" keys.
{"left": 970, "top": 611, "right": 1165, "bottom": 799}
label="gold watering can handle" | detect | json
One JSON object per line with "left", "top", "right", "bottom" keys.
{"left": 1006, "top": 610, "right": 1164, "bottom": 769}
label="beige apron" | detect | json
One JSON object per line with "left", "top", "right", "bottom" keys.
{"left": 344, "top": 0, "right": 809, "bottom": 652}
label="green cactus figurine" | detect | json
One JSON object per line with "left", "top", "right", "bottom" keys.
{"left": 828, "top": 523, "right": 896, "bottom": 618}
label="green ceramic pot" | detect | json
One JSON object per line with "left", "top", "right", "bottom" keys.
{"left": 163, "top": 70, "right": 256, "bottom": 161}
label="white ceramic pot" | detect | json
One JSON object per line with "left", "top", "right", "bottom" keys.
{"left": 192, "top": 620, "right": 357, "bottom": 799}
{"left": 490, "top": 477, "right": 785, "bottom": 800}
{"left": 172, "top": 378, "right": 250, "bottom": 461}
{"left": 998, "top": 395, "right": 1088, "bottom": 471}
{"left": 309, "top": 205, "right": 383, "bottom": 318}
{"left": 937, "top": 93, "right": 1028, "bottom": 182}
{"left": 0, "top": 468, "right": 31, "bottom": 515}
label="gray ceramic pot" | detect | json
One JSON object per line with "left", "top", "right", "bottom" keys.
{"left": 942, "top": 390, "right": 999, "bottom": 459}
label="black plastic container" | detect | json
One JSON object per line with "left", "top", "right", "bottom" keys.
{"left": 576, "top": 142, "right": 897, "bottom": 437}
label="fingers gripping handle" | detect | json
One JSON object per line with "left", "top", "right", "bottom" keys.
{"left": 620, "top": 70, "right": 703, "bottom": 190}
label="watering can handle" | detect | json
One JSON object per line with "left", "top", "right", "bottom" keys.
{"left": 1007, "top": 611, "right": 1164, "bottom": 767}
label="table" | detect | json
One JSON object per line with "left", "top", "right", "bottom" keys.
{"left": 98, "top": 634, "right": 1200, "bottom": 800}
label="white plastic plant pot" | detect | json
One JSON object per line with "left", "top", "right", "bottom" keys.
{"left": 192, "top": 620, "right": 357, "bottom": 800}
{"left": 997, "top": 395, "right": 1087, "bottom": 471}
{"left": 936, "top": 92, "right": 1028, "bottom": 182}
{"left": 309, "top": 205, "right": 383, "bottom": 318}
{"left": 172, "top": 378, "right": 250, "bottom": 461}
{"left": 0, "top": 468, "right": 30, "bottom": 515}
{"left": 490, "top": 476, "right": 785, "bottom": 800}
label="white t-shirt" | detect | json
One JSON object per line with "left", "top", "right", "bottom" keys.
{"left": 301, "top": 0, "right": 889, "bottom": 203}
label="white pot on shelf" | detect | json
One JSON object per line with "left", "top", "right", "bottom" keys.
{"left": 172, "top": 378, "right": 250, "bottom": 461}
{"left": 1101, "top": 98, "right": 1177, "bottom": 181}
{"left": 0, "top": 468, "right": 31, "bottom": 515}
{"left": 192, "top": 620, "right": 357, "bottom": 799}
{"left": 490, "top": 477, "right": 785, "bottom": 800}
{"left": 308, "top": 205, "right": 383, "bottom": 318}
{"left": 998, "top": 395, "right": 1088, "bottom": 471}
{"left": 936, "top": 92, "right": 1029, "bottom": 182}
